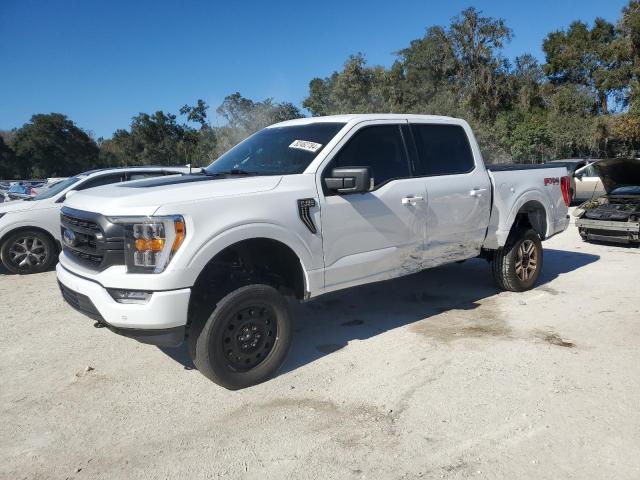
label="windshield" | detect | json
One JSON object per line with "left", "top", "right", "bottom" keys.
{"left": 33, "top": 176, "right": 81, "bottom": 200}
{"left": 204, "top": 123, "right": 345, "bottom": 176}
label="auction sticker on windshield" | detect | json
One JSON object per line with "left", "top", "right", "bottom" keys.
{"left": 289, "top": 140, "right": 323, "bottom": 153}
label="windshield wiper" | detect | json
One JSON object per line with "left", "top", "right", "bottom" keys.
{"left": 204, "top": 169, "right": 257, "bottom": 177}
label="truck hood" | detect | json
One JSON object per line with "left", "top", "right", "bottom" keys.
{"left": 63, "top": 174, "right": 283, "bottom": 216}
{"left": 593, "top": 158, "right": 640, "bottom": 193}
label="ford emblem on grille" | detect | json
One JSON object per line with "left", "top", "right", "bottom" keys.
{"left": 63, "top": 228, "right": 77, "bottom": 247}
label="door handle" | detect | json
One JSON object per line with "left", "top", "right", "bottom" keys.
{"left": 401, "top": 195, "right": 424, "bottom": 205}
{"left": 469, "top": 188, "right": 487, "bottom": 197}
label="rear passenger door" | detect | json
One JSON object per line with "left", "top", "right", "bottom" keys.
{"left": 408, "top": 122, "right": 491, "bottom": 265}
{"left": 318, "top": 121, "right": 428, "bottom": 291}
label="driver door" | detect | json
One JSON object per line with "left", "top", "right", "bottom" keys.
{"left": 318, "top": 121, "right": 428, "bottom": 291}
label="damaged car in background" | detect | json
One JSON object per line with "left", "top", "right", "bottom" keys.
{"left": 574, "top": 158, "right": 640, "bottom": 245}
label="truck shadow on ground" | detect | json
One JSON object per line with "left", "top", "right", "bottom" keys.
{"left": 159, "top": 248, "right": 599, "bottom": 373}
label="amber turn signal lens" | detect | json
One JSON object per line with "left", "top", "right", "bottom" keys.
{"left": 135, "top": 238, "right": 165, "bottom": 252}
{"left": 172, "top": 220, "right": 186, "bottom": 252}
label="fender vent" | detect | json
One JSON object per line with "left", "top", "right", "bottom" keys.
{"left": 297, "top": 198, "right": 317, "bottom": 234}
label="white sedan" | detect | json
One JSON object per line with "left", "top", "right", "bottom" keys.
{"left": 0, "top": 166, "right": 189, "bottom": 274}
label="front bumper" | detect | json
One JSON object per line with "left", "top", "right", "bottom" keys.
{"left": 576, "top": 218, "right": 640, "bottom": 244}
{"left": 56, "top": 263, "right": 191, "bottom": 346}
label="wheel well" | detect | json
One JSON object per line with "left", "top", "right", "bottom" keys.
{"left": 187, "top": 238, "right": 306, "bottom": 330}
{"left": 512, "top": 201, "right": 547, "bottom": 240}
{"left": 0, "top": 226, "right": 60, "bottom": 252}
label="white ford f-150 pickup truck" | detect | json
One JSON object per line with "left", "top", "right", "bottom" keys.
{"left": 57, "top": 114, "right": 571, "bottom": 389}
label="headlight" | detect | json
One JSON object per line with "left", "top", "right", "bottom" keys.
{"left": 107, "top": 215, "right": 186, "bottom": 273}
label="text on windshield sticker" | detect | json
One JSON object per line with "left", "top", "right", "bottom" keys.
{"left": 289, "top": 140, "right": 323, "bottom": 153}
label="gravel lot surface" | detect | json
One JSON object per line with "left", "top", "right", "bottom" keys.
{"left": 1, "top": 220, "right": 639, "bottom": 479}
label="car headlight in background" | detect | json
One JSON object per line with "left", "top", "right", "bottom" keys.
{"left": 107, "top": 215, "right": 186, "bottom": 273}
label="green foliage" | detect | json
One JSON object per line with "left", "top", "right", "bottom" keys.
{"left": 180, "top": 99, "right": 210, "bottom": 129}
{"left": 304, "top": 54, "right": 393, "bottom": 115}
{"left": 396, "top": 25, "right": 459, "bottom": 112}
{"left": 10, "top": 114, "right": 99, "bottom": 178}
{"left": 0, "top": 136, "right": 17, "bottom": 178}
{"left": 620, "top": 1, "right": 640, "bottom": 111}
{"left": 98, "top": 112, "right": 195, "bottom": 168}
{"left": 543, "top": 18, "right": 630, "bottom": 113}
{"left": 606, "top": 112, "right": 640, "bottom": 155}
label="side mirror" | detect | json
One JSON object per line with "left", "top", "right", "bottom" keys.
{"left": 324, "top": 167, "right": 371, "bottom": 194}
{"left": 57, "top": 190, "right": 76, "bottom": 203}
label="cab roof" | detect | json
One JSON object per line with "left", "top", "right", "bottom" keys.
{"left": 269, "top": 114, "right": 461, "bottom": 128}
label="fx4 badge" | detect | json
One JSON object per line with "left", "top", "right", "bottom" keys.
{"left": 544, "top": 177, "right": 560, "bottom": 186}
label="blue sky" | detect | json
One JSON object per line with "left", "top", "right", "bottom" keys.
{"left": 0, "top": 0, "right": 630, "bottom": 138}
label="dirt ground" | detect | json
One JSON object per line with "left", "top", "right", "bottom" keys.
{"left": 1, "top": 219, "right": 639, "bottom": 480}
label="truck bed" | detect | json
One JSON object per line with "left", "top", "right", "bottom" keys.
{"left": 484, "top": 165, "right": 570, "bottom": 249}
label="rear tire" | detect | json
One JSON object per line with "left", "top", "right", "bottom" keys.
{"left": 0, "top": 229, "right": 57, "bottom": 275}
{"left": 191, "top": 284, "right": 291, "bottom": 389}
{"left": 491, "top": 228, "right": 543, "bottom": 292}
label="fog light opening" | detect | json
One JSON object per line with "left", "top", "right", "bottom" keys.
{"left": 108, "top": 289, "right": 152, "bottom": 304}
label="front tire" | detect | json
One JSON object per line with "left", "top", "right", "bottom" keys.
{"left": 491, "top": 228, "right": 543, "bottom": 292}
{"left": 0, "top": 230, "right": 57, "bottom": 274}
{"left": 191, "top": 284, "right": 291, "bottom": 389}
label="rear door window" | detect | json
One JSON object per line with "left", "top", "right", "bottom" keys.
{"left": 76, "top": 173, "right": 125, "bottom": 190}
{"left": 410, "top": 124, "right": 475, "bottom": 176}
{"left": 583, "top": 164, "right": 597, "bottom": 177}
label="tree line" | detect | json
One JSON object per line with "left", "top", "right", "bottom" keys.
{"left": 2, "top": 3, "right": 640, "bottom": 178}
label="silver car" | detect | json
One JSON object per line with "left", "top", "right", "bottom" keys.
{"left": 573, "top": 163, "right": 606, "bottom": 202}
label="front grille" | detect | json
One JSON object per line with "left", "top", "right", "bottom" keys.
{"left": 58, "top": 281, "right": 104, "bottom": 321}
{"left": 61, "top": 213, "right": 104, "bottom": 266}
{"left": 68, "top": 249, "right": 103, "bottom": 264}
{"left": 60, "top": 214, "right": 102, "bottom": 233}
{"left": 60, "top": 207, "right": 125, "bottom": 271}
